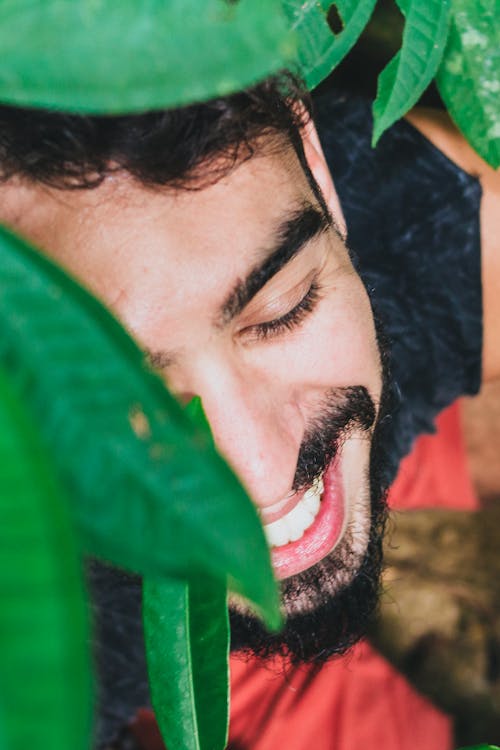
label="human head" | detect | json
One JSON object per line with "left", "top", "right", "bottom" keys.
{"left": 0, "top": 71, "right": 390, "bottom": 661}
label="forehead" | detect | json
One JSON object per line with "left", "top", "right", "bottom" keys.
{"left": 1, "top": 144, "right": 316, "bottom": 318}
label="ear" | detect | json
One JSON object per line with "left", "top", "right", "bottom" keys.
{"left": 300, "top": 112, "right": 347, "bottom": 239}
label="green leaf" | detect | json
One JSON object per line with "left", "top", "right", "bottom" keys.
{"left": 283, "top": 0, "right": 378, "bottom": 90}
{"left": 456, "top": 746, "right": 500, "bottom": 750}
{"left": 0, "top": 705, "right": 7, "bottom": 750}
{"left": 436, "top": 0, "right": 500, "bottom": 168}
{"left": 0, "top": 366, "right": 92, "bottom": 750}
{"left": 0, "top": 225, "right": 281, "bottom": 629}
{"left": 184, "top": 397, "right": 214, "bottom": 448}
{"left": 372, "top": 0, "right": 451, "bottom": 144}
{"left": 143, "top": 576, "right": 229, "bottom": 750}
{"left": 0, "top": 0, "right": 296, "bottom": 113}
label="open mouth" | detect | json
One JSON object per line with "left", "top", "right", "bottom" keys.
{"left": 261, "top": 457, "right": 345, "bottom": 580}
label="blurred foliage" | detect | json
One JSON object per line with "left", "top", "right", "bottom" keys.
{"left": 0, "top": 227, "right": 278, "bottom": 619}
{"left": 371, "top": 0, "right": 451, "bottom": 143}
{"left": 0, "top": 225, "right": 279, "bottom": 750}
{"left": 0, "top": 1, "right": 497, "bottom": 163}
{"left": 283, "top": 0, "right": 378, "bottom": 89}
{"left": 0, "top": 0, "right": 295, "bottom": 113}
{"left": 0, "top": 368, "right": 92, "bottom": 750}
{"left": 436, "top": 0, "right": 500, "bottom": 167}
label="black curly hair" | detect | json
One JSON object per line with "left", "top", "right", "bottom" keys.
{"left": 0, "top": 72, "right": 313, "bottom": 191}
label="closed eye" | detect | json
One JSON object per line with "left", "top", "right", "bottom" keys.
{"left": 243, "top": 280, "right": 321, "bottom": 341}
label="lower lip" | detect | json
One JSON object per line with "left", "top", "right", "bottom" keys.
{"left": 270, "top": 458, "right": 345, "bottom": 580}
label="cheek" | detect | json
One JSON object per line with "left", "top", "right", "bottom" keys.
{"left": 250, "top": 283, "right": 380, "bottom": 404}
{"left": 318, "top": 286, "right": 380, "bottom": 386}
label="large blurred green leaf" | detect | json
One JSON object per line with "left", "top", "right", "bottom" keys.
{"left": 0, "top": 366, "right": 92, "bottom": 750}
{"left": 0, "top": 226, "right": 280, "bottom": 629}
{"left": 283, "top": 0, "right": 378, "bottom": 90}
{"left": 144, "top": 576, "right": 229, "bottom": 750}
{"left": 436, "top": 0, "right": 500, "bottom": 168}
{"left": 372, "top": 0, "right": 451, "bottom": 144}
{"left": 0, "top": 0, "right": 295, "bottom": 113}
{"left": 0, "top": 707, "right": 7, "bottom": 750}
{"left": 457, "top": 746, "right": 500, "bottom": 749}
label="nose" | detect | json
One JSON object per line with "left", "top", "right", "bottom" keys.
{"left": 181, "top": 363, "right": 302, "bottom": 510}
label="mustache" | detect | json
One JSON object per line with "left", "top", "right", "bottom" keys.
{"left": 292, "top": 385, "right": 376, "bottom": 491}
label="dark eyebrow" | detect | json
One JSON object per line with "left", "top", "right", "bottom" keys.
{"left": 219, "top": 203, "right": 331, "bottom": 325}
{"left": 143, "top": 204, "right": 332, "bottom": 371}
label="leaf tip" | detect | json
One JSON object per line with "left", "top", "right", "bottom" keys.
{"left": 371, "top": 99, "right": 389, "bottom": 148}
{"left": 265, "top": 608, "right": 284, "bottom": 632}
{"left": 371, "top": 123, "right": 383, "bottom": 149}
{"left": 259, "top": 589, "right": 284, "bottom": 632}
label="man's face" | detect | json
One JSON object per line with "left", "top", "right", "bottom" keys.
{"left": 0, "top": 126, "right": 387, "bottom": 660}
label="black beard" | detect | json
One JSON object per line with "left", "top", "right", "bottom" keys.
{"left": 230, "top": 336, "right": 393, "bottom": 664}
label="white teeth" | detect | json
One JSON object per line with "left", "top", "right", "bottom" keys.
{"left": 303, "top": 476, "right": 323, "bottom": 516}
{"left": 263, "top": 475, "right": 324, "bottom": 548}
{"left": 287, "top": 504, "right": 315, "bottom": 541}
{"left": 264, "top": 521, "right": 292, "bottom": 548}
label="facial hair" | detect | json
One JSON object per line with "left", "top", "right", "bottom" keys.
{"left": 230, "top": 357, "right": 392, "bottom": 664}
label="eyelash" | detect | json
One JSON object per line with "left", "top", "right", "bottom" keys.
{"left": 249, "top": 280, "right": 321, "bottom": 341}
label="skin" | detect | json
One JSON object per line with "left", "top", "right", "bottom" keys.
{"left": 0, "top": 107, "right": 495, "bottom": 592}
{"left": 0, "top": 118, "right": 382, "bottom": 591}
